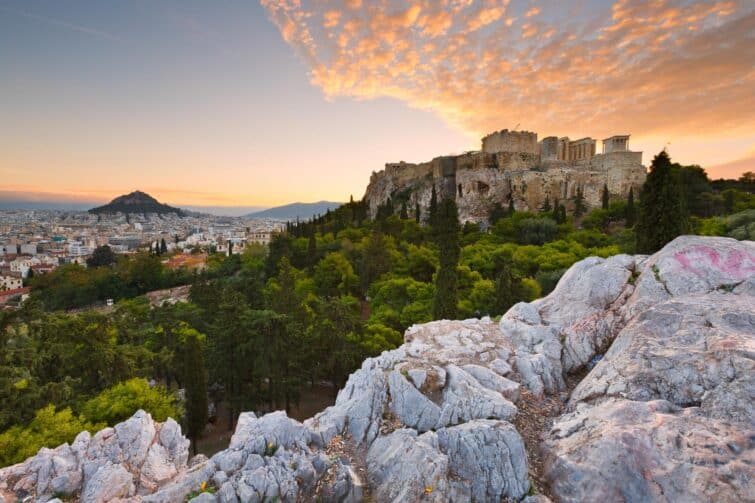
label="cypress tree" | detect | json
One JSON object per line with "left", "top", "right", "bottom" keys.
{"left": 559, "top": 204, "right": 567, "bottom": 224}
{"left": 432, "top": 198, "right": 460, "bottom": 319}
{"left": 552, "top": 198, "right": 561, "bottom": 223}
{"left": 625, "top": 187, "right": 635, "bottom": 227}
{"left": 494, "top": 256, "right": 516, "bottom": 315}
{"left": 415, "top": 202, "right": 421, "bottom": 223}
{"left": 160, "top": 238, "right": 168, "bottom": 255}
{"left": 184, "top": 330, "right": 207, "bottom": 455}
{"left": 724, "top": 190, "right": 734, "bottom": 214}
{"left": 508, "top": 195, "right": 515, "bottom": 215}
{"left": 573, "top": 186, "right": 586, "bottom": 217}
{"left": 541, "top": 197, "right": 551, "bottom": 213}
{"left": 636, "top": 151, "right": 689, "bottom": 253}
{"left": 400, "top": 201, "right": 408, "bottom": 220}
{"left": 429, "top": 185, "right": 438, "bottom": 226}
{"left": 307, "top": 232, "right": 317, "bottom": 269}
{"left": 602, "top": 183, "right": 609, "bottom": 209}
{"left": 490, "top": 202, "right": 506, "bottom": 225}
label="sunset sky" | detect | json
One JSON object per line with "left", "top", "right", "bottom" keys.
{"left": 1, "top": 0, "right": 753, "bottom": 210}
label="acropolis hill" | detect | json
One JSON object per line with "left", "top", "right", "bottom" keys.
{"left": 363, "top": 129, "right": 648, "bottom": 224}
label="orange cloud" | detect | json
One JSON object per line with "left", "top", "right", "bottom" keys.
{"left": 261, "top": 0, "right": 755, "bottom": 162}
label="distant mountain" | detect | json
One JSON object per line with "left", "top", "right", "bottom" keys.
{"left": 89, "top": 191, "right": 184, "bottom": 216}
{"left": 246, "top": 201, "right": 343, "bottom": 220}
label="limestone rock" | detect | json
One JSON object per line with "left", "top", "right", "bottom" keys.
{"left": 436, "top": 420, "right": 529, "bottom": 501}
{"left": 367, "top": 429, "right": 450, "bottom": 502}
{"left": 0, "top": 410, "right": 190, "bottom": 502}
{"left": 544, "top": 399, "right": 754, "bottom": 502}
{"left": 81, "top": 462, "right": 135, "bottom": 502}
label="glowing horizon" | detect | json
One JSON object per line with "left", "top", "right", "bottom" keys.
{"left": 1, "top": 1, "right": 753, "bottom": 207}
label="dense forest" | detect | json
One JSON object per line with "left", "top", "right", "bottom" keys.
{"left": 1, "top": 156, "right": 753, "bottom": 466}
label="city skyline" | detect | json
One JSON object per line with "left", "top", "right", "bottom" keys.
{"left": 1, "top": 0, "right": 754, "bottom": 208}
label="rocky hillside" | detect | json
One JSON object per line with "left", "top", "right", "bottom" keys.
{"left": 1, "top": 236, "right": 752, "bottom": 502}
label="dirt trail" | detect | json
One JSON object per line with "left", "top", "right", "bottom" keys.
{"left": 512, "top": 369, "right": 587, "bottom": 499}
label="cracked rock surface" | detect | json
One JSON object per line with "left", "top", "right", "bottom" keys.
{"left": 1, "top": 236, "right": 753, "bottom": 502}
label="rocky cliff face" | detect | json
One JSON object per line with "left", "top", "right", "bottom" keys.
{"left": 364, "top": 157, "right": 646, "bottom": 224}
{"left": 2, "top": 236, "right": 752, "bottom": 503}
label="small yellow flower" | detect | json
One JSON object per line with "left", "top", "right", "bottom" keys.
{"left": 424, "top": 487, "right": 433, "bottom": 494}
{"left": 268, "top": 442, "right": 274, "bottom": 448}
{"left": 200, "top": 481, "right": 207, "bottom": 492}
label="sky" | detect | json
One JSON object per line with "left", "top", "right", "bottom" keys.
{"left": 1, "top": 0, "right": 753, "bottom": 211}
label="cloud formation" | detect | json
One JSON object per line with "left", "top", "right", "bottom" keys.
{"left": 260, "top": 0, "right": 755, "bottom": 142}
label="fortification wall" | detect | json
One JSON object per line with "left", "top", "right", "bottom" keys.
{"left": 482, "top": 130, "right": 538, "bottom": 154}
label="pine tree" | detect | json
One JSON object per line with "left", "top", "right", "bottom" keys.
{"left": 636, "top": 151, "right": 689, "bottom": 253}
{"left": 183, "top": 329, "right": 207, "bottom": 455}
{"left": 573, "top": 186, "right": 586, "bottom": 217}
{"left": 625, "top": 187, "right": 635, "bottom": 227}
{"left": 429, "top": 185, "right": 438, "bottom": 226}
{"left": 602, "top": 183, "right": 609, "bottom": 209}
{"left": 432, "top": 198, "right": 460, "bottom": 319}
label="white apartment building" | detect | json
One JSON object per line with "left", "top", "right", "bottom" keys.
{"left": 10, "top": 257, "right": 33, "bottom": 277}
{"left": 68, "top": 241, "right": 92, "bottom": 257}
{"left": 0, "top": 276, "right": 23, "bottom": 291}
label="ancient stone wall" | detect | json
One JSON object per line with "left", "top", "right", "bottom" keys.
{"left": 481, "top": 129, "right": 538, "bottom": 154}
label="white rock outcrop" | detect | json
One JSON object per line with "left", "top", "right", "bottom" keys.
{"left": 1, "top": 236, "right": 752, "bottom": 502}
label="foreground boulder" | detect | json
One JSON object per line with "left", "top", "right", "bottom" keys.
{"left": 1, "top": 236, "right": 752, "bottom": 502}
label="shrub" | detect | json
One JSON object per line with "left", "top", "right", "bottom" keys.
{"left": 81, "top": 378, "right": 181, "bottom": 426}
{"left": 0, "top": 405, "right": 104, "bottom": 467}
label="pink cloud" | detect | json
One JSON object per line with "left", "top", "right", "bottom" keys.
{"left": 260, "top": 0, "right": 755, "bottom": 146}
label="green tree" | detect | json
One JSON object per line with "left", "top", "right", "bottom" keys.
{"left": 552, "top": 198, "right": 561, "bottom": 223}
{"left": 87, "top": 245, "right": 117, "bottom": 268}
{"left": 314, "top": 252, "right": 358, "bottom": 298}
{"left": 183, "top": 329, "right": 207, "bottom": 454}
{"left": 602, "top": 183, "right": 609, "bottom": 209}
{"left": 573, "top": 187, "right": 586, "bottom": 217}
{"left": 307, "top": 232, "right": 318, "bottom": 269}
{"left": 359, "top": 232, "right": 394, "bottom": 293}
{"left": 160, "top": 238, "right": 168, "bottom": 255}
{"left": 429, "top": 185, "right": 438, "bottom": 226}
{"left": 636, "top": 151, "right": 690, "bottom": 253}
{"left": 400, "top": 201, "right": 408, "bottom": 220}
{"left": 626, "top": 187, "right": 636, "bottom": 227}
{"left": 415, "top": 202, "right": 421, "bottom": 223}
{"left": 489, "top": 202, "right": 506, "bottom": 226}
{"left": 541, "top": 197, "right": 552, "bottom": 213}
{"left": 432, "top": 198, "right": 461, "bottom": 319}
